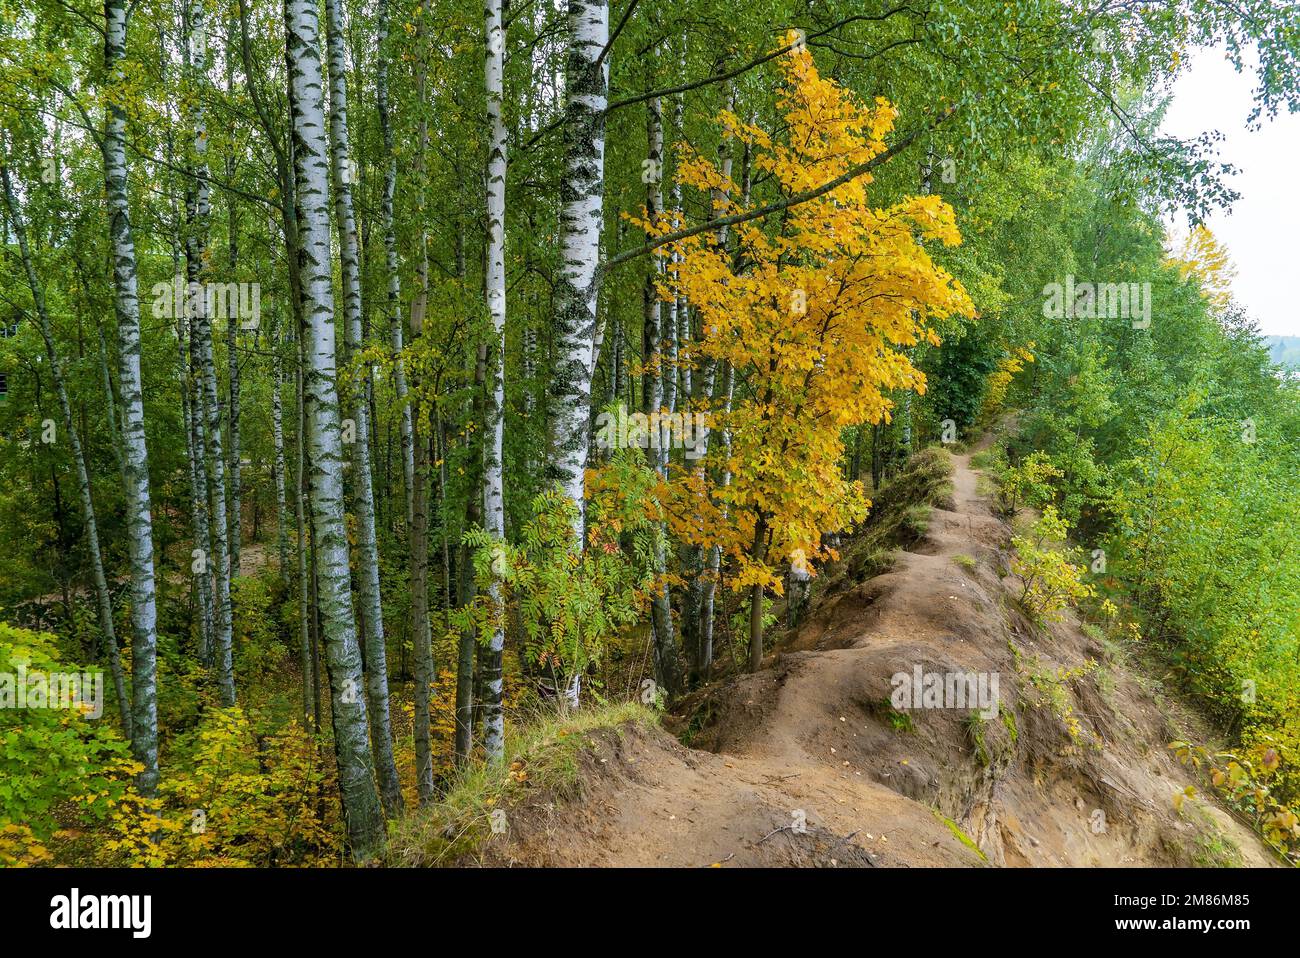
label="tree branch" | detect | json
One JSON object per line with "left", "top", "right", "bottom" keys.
{"left": 601, "top": 107, "right": 954, "bottom": 274}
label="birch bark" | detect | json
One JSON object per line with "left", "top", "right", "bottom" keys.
{"left": 481, "top": 0, "right": 508, "bottom": 758}
{"left": 283, "top": 0, "right": 385, "bottom": 859}
{"left": 546, "top": 0, "right": 608, "bottom": 545}
{"left": 323, "top": 0, "right": 403, "bottom": 816}
{"left": 102, "top": 0, "right": 160, "bottom": 793}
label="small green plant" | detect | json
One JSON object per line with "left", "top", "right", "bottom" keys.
{"left": 953, "top": 553, "right": 977, "bottom": 572}
{"left": 1011, "top": 506, "right": 1096, "bottom": 624}
{"left": 969, "top": 443, "right": 1005, "bottom": 473}
{"left": 1021, "top": 654, "right": 1100, "bottom": 744}
{"left": 0, "top": 622, "right": 136, "bottom": 866}
{"left": 872, "top": 697, "right": 914, "bottom": 732}
{"left": 933, "top": 809, "right": 987, "bottom": 862}
{"left": 457, "top": 450, "right": 663, "bottom": 683}
{"left": 902, "top": 503, "right": 933, "bottom": 539}
{"left": 1001, "top": 708, "right": 1018, "bottom": 745}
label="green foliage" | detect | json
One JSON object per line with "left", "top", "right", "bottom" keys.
{"left": 231, "top": 572, "right": 292, "bottom": 699}
{"left": 3, "top": 0, "right": 1300, "bottom": 871}
{"left": 1015, "top": 644, "right": 1100, "bottom": 745}
{"left": 1111, "top": 405, "right": 1300, "bottom": 816}
{"left": 964, "top": 712, "right": 990, "bottom": 767}
{"left": 924, "top": 327, "right": 1002, "bottom": 433}
{"left": 457, "top": 451, "right": 663, "bottom": 680}
{"left": 1172, "top": 739, "right": 1300, "bottom": 863}
{"left": 99, "top": 707, "right": 340, "bottom": 867}
{"left": 0, "top": 622, "right": 135, "bottom": 861}
{"left": 996, "top": 451, "right": 1063, "bottom": 515}
{"left": 1011, "top": 507, "right": 1096, "bottom": 624}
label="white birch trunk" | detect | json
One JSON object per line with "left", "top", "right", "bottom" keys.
{"left": 283, "top": 0, "right": 385, "bottom": 860}
{"left": 272, "top": 314, "right": 291, "bottom": 585}
{"left": 375, "top": 0, "right": 414, "bottom": 529}
{"left": 546, "top": 0, "right": 608, "bottom": 546}
{"left": 642, "top": 88, "right": 678, "bottom": 695}
{"left": 323, "top": 0, "right": 403, "bottom": 816}
{"left": 481, "top": 0, "right": 508, "bottom": 759}
{"left": 102, "top": 0, "right": 159, "bottom": 793}
{"left": 183, "top": 1, "right": 235, "bottom": 706}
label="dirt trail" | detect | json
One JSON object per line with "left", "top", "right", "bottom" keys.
{"left": 490, "top": 447, "right": 1275, "bottom": 867}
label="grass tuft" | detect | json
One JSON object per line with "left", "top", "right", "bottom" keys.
{"left": 387, "top": 700, "right": 657, "bottom": 866}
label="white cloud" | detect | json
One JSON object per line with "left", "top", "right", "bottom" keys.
{"left": 1161, "top": 47, "right": 1300, "bottom": 337}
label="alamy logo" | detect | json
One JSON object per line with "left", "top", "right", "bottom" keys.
{"left": 890, "top": 665, "right": 999, "bottom": 719}
{"left": 1042, "top": 274, "right": 1151, "bottom": 329}
{"left": 151, "top": 274, "right": 261, "bottom": 329}
{"left": 0, "top": 663, "right": 102, "bottom": 718}
{"left": 50, "top": 888, "right": 151, "bottom": 938}
{"left": 594, "top": 404, "right": 708, "bottom": 459}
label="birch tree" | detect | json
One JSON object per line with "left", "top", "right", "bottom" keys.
{"left": 375, "top": 0, "right": 413, "bottom": 529}
{"left": 546, "top": 0, "right": 608, "bottom": 546}
{"left": 481, "top": 0, "right": 508, "bottom": 759}
{"left": 407, "top": 1, "right": 436, "bottom": 805}
{"left": 641, "top": 88, "right": 678, "bottom": 696}
{"left": 283, "top": 0, "right": 385, "bottom": 860}
{"left": 323, "top": 0, "right": 403, "bottom": 817}
{"left": 102, "top": 0, "right": 160, "bottom": 794}
{"left": 183, "top": 0, "right": 235, "bottom": 706}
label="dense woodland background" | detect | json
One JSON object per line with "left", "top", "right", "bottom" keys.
{"left": 1, "top": 0, "right": 1299, "bottom": 866}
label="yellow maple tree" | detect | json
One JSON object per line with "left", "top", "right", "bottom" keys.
{"left": 1169, "top": 224, "right": 1236, "bottom": 312}
{"left": 636, "top": 38, "right": 975, "bottom": 669}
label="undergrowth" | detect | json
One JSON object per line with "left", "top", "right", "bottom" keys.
{"left": 388, "top": 700, "right": 657, "bottom": 866}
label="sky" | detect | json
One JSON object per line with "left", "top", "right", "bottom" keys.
{"left": 1161, "top": 47, "right": 1300, "bottom": 338}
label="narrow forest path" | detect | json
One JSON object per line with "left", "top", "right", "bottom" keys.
{"left": 488, "top": 445, "right": 1276, "bottom": 868}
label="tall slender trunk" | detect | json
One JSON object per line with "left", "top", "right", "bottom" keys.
{"left": 662, "top": 95, "right": 681, "bottom": 418}
{"left": 226, "top": 278, "right": 242, "bottom": 578}
{"left": 102, "top": 0, "right": 159, "bottom": 794}
{"left": 641, "top": 88, "right": 678, "bottom": 697}
{"left": 897, "top": 158, "right": 933, "bottom": 461}
{"left": 697, "top": 130, "right": 747, "bottom": 678}
{"left": 183, "top": 0, "right": 235, "bottom": 706}
{"left": 93, "top": 319, "right": 126, "bottom": 478}
{"left": 406, "top": 3, "right": 437, "bottom": 802}
{"left": 237, "top": 0, "right": 302, "bottom": 627}
{"left": 272, "top": 314, "right": 291, "bottom": 585}
{"left": 1, "top": 163, "right": 132, "bottom": 741}
{"left": 468, "top": 341, "right": 489, "bottom": 739}
{"left": 681, "top": 97, "right": 734, "bottom": 684}
{"left": 375, "top": 0, "right": 413, "bottom": 532}
{"left": 748, "top": 512, "right": 768, "bottom": 672}
{"left": 323, "top": 0, "right": 402, "bottom": 817}
{"left": 225, "top": 25, "right": 242, "bottom": 580}
{"left": 480, "top": 0, "right": 508, "bottom": 760}
{"left": 699, "top": 360, "right": 734, "bottom": 678}
{"left": 546, "top": 0, "right": 608, "bottom": 546}
{"left": 409, "top": 405, "right": 435, "bottom": 801}
{"left": 283, "top": 0, "right": 385, "bottom": 860}
{"left": 451, "top": 409, "right": 475, "bottom": 765}
{"left": 295, "top": 321, "right": 314, "bottom": 727}
{"left": 276, "top": 65, "right": 314, "bottom": 731}
{"left": 180, "top": 310, "right": 215, "bottom": 664}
